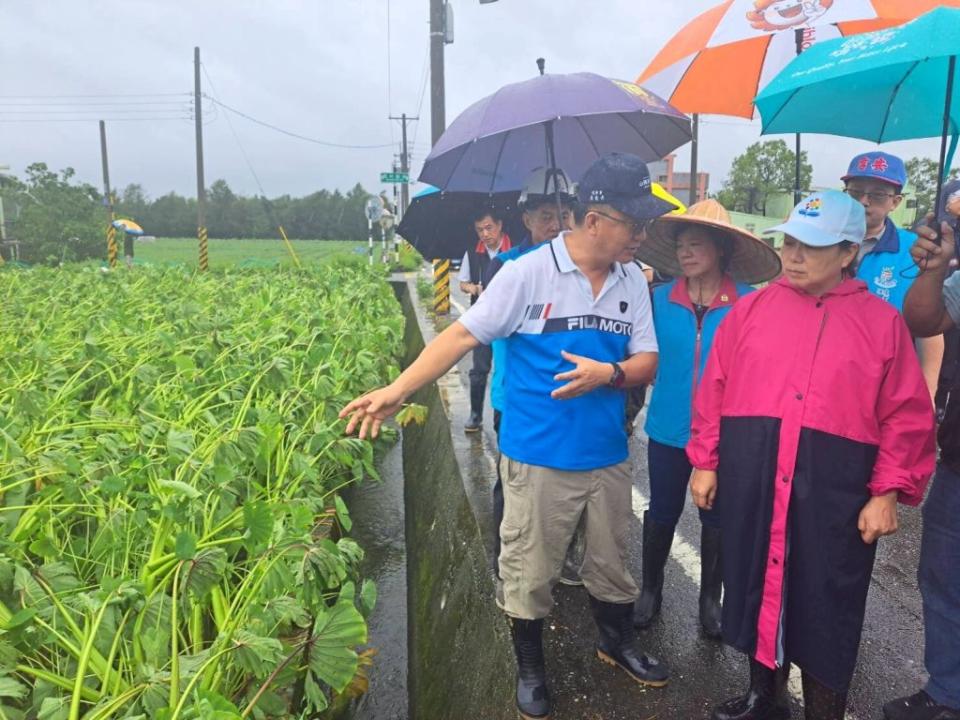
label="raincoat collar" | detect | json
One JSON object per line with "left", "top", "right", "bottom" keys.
{"left": 774, "top": 275, "right": 868, "bottom": 300}
{"left": 668, "top": 273, "right": 741, "bottom": 312}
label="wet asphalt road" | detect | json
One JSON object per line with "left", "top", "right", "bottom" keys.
{"left": 442, "top": 282, "right": 928, "bottom": 720}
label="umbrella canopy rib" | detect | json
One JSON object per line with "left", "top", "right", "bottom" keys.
{"left": 751, "top": 37, "right": 775, "bottom": 118}
{"left": 761, "top": 86, "right": 804, "bottom": 135}
{"left": 615, "top": 112, "right": 658, "bottom": 161}
{"left": 487, "top": 129, "right": 512, "bottom": 195}
{"left": 573, "top": 115, "right": 602, "bottom": 160}
{"left": 440, "top": 142, "right": 473, "bottom": 191}
{"left": 878, "top": 61, "right": 921, "bottom": 143}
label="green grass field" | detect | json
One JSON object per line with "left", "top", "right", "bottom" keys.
{"left": 134, "top": 237, "right": 371, "bottom": 268}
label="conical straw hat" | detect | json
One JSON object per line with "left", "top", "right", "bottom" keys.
{"left": 636, "top": 199, "right": 781, "bottom": 284}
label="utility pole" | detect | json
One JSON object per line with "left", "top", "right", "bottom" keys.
{"left": 389, "top": 112, "right": 418, "bottom": 215}
{"left": 392, "top": 158, "right": 400, "bottom": 217}
{"left": 99, "top": 121, "right": 118, "bottom": 268}
{"left": 689, "top": 114, "right": 700, "bottom": 206}
{"left": 194, "top": 46, "right": 208, "bottom": 271}
{"left": 430, "top": 0, "right": 445, "bottom": 145}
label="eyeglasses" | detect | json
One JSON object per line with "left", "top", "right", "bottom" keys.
{"left": 844, "top": 188, "right": 898, "bottom": 205}
{"left": 591, "top": 210, "right": 650, "bottom": 236}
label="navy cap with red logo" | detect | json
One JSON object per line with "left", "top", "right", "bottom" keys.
{"left": 577, "top": 153, "right": 676, "bottom": 222}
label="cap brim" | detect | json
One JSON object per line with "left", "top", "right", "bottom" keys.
{"left": 840, "top": 173, "right": 904, "bottom": 187}
{"left": 637, "top": 215, "right": 782, "bottom": 284}
{"left": 609, "top": 193, "right": 678, "bottom": 221}
{"left": 765, "top": 220, "right": 857, "bottom": 248}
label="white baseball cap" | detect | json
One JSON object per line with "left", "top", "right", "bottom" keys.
{"left": 765, "top": 190, "right": 866, "bottom": 248}
{"left": 519, "top": 167, "right": 574, "bottom": 208}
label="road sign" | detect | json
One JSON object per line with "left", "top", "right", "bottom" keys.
{"left": 365, "top": 196, "right": 384, "bottom": 222}
{"left": 380, "top": 172, "right": 409, "bottom": 184}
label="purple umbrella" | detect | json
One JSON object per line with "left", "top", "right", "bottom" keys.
{"left": 419, "top": 72, "right": 692, "bottom": 193}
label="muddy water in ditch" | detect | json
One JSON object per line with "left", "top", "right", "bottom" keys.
{"left": 344, "top": 438, "right": 408, "bottom": 720}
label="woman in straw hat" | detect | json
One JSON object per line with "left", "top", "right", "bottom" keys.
{"left": 632, "top": 199, "right": 781, "bottom": 638}
{"left": 689, "top": 191, "right": 934, "bottom": 719}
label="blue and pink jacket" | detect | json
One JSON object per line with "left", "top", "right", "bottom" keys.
{"left": 645, "top": 275, "right": 753, "bottom": 449}
{"left": 687, "top": 277, "right": 935, "bottom": 690}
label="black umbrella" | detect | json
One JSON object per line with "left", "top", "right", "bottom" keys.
{"left": 397, "top": 187, "right": 525, "bottom": 260}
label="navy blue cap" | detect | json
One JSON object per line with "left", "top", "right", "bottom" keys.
{"left": 842, "top": 151, "right": 908, "bottom": 188}
{"left": 577, "top": 153, "right": 676, "bottom": 221}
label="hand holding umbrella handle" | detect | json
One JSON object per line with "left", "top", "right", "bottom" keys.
{"left": 917, "top": 214, "right": 944, "bottom": 247}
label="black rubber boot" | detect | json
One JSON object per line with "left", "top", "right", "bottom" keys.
{"left": 712, "top": 658, "right": 790, "bottom": 720}
{"left": 464, "top": 379, "right": 485, "bottom": 433}
{"left": 802, "top": 671, "right": 847, "bottom": 720}
{"left": 510, "top": 618, "right": 551, "bottom": 720}
{"left": 589, "top": 596, "right": 669, "bottom": 687}
{"left": 699, "top": 524, "right": 723, "bottom": 640}
{"left": 633, "top": 511, "right": 674, "bottom": 628}
{"left": 883, "top": 690, "right": 960, "bottom": 720}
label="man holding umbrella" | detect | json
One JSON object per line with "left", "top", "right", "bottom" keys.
{"left": 884, "top": 219, "right": 960, "bottom": 720}
{"left": 458, "top": 207, "right": 512, "bottom": 433}
{"left": 341, "top": 154, "right": 673, "bottom": 720}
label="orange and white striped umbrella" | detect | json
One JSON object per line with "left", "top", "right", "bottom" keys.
{"left": 638, "top": 0, "right": 960, "bottom": 119}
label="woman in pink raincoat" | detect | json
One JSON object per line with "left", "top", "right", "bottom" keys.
{"left": 688, "top": 190, "right": 936, "bottom": 720}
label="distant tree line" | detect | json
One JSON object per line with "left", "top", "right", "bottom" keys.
{"left": 114, "top": 179, "right": 374, "bottom": 241}
{"left": 0, "top": 164, "right": 376, "bottom": 265}
{"left": 714, "top": 140, "right": 956, "bottom": 219}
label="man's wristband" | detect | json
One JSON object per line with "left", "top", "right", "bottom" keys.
{"left": 608, "top": 362, "right": 626, "bottom": 389}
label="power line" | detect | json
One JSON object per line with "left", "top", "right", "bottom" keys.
{"left": 0, "top": 107, "right": 191, "bottom": 115}
{"left": 409, "top": 41, "right": 431, "bottom": 167}
{"left": 0, "top": 117, "right": 192, "bottom": 123}
{"left": 699, "top": 117, "right": 760, "bottom": 127}
{"left": 201, "top": 63, "right": 267, "bottom": 197}
{"left": 387, "top": 0, "right": 395, "bottom": 148}
{"left": 205, "top": 95, "right": 394, "bottom": 149}
{"left": 0, "top": 92, "right": 189, "bottom": 99}
{"left": 386, "top": 0, "right": 393, "bottom": 115}
{"left": 0, "top": 100, "right": 192, "bottom": 107}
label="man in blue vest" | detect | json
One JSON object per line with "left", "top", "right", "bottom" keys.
{"left": 843, "top": 151, "right": 943, "bottom": 400}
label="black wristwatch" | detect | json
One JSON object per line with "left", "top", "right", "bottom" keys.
{"left": 608, "top": 362, "right": 626, "bottom": 389}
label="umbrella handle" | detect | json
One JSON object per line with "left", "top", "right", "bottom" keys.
{"left": 933, "top": 55, "right": 958, "bottom": 245}
{"left": 545, "top": 119, "right": 567, "bottom": 230}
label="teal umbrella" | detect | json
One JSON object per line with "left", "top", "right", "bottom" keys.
{"left": 755, "top": 6, "right": 960, "bottom": 220}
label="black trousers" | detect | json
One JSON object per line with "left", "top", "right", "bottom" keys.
{"left": 469, "top": 343, "right": 492, "bottom": 387}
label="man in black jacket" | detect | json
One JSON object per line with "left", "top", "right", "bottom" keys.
{"left": 458, "top": 207, "right": 511, "bottom": 432}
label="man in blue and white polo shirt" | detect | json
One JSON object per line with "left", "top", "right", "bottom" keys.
{"left": 341, "top": 154, "right": 672, "bottom": 719}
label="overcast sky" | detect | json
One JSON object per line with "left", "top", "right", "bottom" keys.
{"left": 0, "top": 1, "right": 943, "bottom": 202}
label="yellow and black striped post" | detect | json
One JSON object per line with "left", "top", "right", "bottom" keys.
{"left": 107, "top": 219, "right": 118, "bottom": 268}
{"left": 433, "top": 258, "right": 450, "bottom": 314}
{"left": 198, "top": 226, "right": 209, "bottom": 271}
